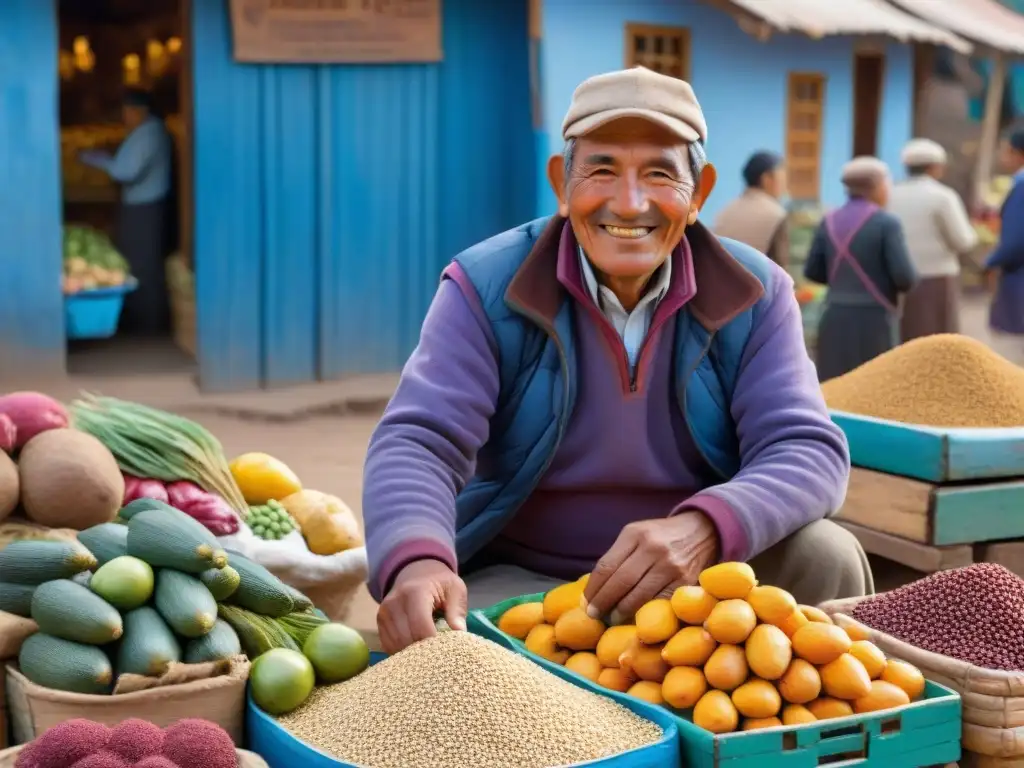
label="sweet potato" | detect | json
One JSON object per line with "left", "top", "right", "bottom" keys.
{"left": 0, "top": 391, "right": 69, "bottom": 448}
{"left": 0, "top": 413, "right": 16, "bottom": 453}
{"left": 0, "top": 450, "right": 18, "bottom": 521}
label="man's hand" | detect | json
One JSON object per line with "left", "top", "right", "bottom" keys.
{"left": 583, "top": 512, "right": 719, "bottom": 623}
{"left": 377, "top": 559, "right": 468, "bottom": 654}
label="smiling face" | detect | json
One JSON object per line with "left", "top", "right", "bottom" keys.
{"left": 548, "top": 118, "right": 716, "bottom": 286}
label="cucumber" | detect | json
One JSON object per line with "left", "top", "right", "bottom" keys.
{"left": 118, "top": 497, "right": 174, "bottom": 522}
{"left": 117, "top": 606, "right": 182, "bottom": 677}
{"left": 225, "top": 552, "right": 295, "bottom": 618}
{"left": 0, "top": 583, "right": 35, "bottom": 617}
{"left": 183, "top": 618, "right": 241, "bottom": 663}
{"left": 31, "top": 579, "right": 124, "bottom": 645}
{"left": 18, "top": 633, "right": 113, "bottom": 694}
{"left": 127, "top": 508, "right": 227, "bottom": 573}
{"left": 77, "top": 522, "right": 128, "bottom": 565}
{"left": 285, "top": 584, "right": 314, "bottom": 613}
{"left": 0, "top": 540, "right": 97, "bottom": 585}
{"left": 200, "top": 566, "right": 240, "bottom": 601}
{"left": 154, "top": 570, "right": 217, "bottom": 638}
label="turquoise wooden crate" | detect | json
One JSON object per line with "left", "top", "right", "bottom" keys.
{"left": 830, "top": 409, "right": 1024, "bottom": 483}
{"left": 470, "top": 594, "right": 962, "bottom": 768}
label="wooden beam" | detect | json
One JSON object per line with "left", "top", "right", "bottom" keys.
{"left": 838, "top": 521, "right": 974, "bottom": 573}
{"left": 974, "top": 54, "right": 1009, "bottom": 207}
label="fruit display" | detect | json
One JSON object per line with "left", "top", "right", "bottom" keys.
{"left": 62, "top": 225, "right": 131, "bottom": 295}
{"left": 973, "top": 175, "right": 1012, "bottom": 248}
{"left": 495, "top": 562, "right": 927, "bottom": 734}
{"left": 1, "top": 499, "right": 360, "bottom": 698}
{"left": 230, "top": 453, "right": 302, "bottom": 505}
{"left": 245, "top": 500, "right": 298, "bottom": 541}
{"left": 276, "top": 489, "right": 363, "bottom": 556}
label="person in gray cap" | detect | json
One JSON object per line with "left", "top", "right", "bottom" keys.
{"left": 888, "top": 139, "right": 976, "bottom": 341}
{"left": 804, "top": 157, "right": 918, "bottom": 382}
{"left": 714, "top": 151, "right": 790, "bottom": 266}
{"left": 364, "top": 67, "right": 863, "bottom": 654}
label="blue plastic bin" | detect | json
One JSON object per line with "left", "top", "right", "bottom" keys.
{"left": 247, "top": 650, "right": 683, "bottom": 768}
{"left": 471, "top": 595, "right": 963, "bottom": 768}
{"left": 65, "top": 281, "right": 138, "bottom": 340}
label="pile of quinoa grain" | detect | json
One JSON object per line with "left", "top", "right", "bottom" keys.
{"left": 821, "top": 334, "right": 1024, "bottom": 428}
{"left": 851, "top": 564, "right": 1024, "bottom": 671}
{"left": 277, "top": 630, "right": 663, "bottom": 768}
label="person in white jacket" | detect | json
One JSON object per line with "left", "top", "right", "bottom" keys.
{"left": 888, "top": 138, "right": 978, "bottom": 340}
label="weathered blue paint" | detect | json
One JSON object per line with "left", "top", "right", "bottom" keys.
{"left": 536, "top": 0, "right": 914, "bottom": 220}
{"left": 191, "top": 0, "right": 535, "bottom": 391}
{"left": 0, "top": 0, "right": 65, "bottom": 378}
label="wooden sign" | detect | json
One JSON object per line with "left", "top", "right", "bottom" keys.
{"left": 229, "top": 0, "right": 442, "bottom": 64}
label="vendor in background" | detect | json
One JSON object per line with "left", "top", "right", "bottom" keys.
{"left": 888, "top": 139, "right": 976, "bottom": 341}
{"left": 78, "top": 87, "right": 173, "bottom": 337}
{"left": 364, "top": 67, "right": 864, "bottom": 654}
{"left": 985, "top": 130, "right": 1024, "bottom": 362}
{"left": 805, "top": 157, "right": 918, "bottom": 382}
{"left": 713, "top": 151, "right": 790, "bottom": 267}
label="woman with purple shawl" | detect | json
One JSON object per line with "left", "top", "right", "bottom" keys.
{"left": 804, "top": 157, "right": 919, "bottom": 381}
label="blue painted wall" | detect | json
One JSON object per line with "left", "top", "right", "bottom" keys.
{"left": 536, "top": 0, "right": 914, "bottom": 220}
{"left": 0, "top": 0, "right": 65, "bottom": 378}
{"left": 192, "top": 0, "right": 535, "bottom": 391}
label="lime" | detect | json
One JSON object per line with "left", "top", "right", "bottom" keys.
{"left": 89, "top": 556, "right": 154, "bottom": 610}
{"left": 250, "top": 648, "right": 315, "bottom": 715}
{"left": 303, "top": 623, "right": 370, "bottom": 684}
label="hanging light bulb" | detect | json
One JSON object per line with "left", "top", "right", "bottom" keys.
{"left": 166, "top": 36, "right": 182, "bottom": 55}
{"left": 72, "top": 36, "right": 90, "bottom": 55}
{"left": 123, "top": 53, "right": 142, "bottom": 85}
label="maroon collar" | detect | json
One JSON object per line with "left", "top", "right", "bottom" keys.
{"left": 505, "top": 216, "right": 765, "bottom": 331}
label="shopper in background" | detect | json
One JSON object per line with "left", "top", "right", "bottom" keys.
{"left": 986, "top": 130, "right": 1024, "bottom": 362}
{"left": 804, "top": 157, "right": 918, "bottom": 382}
{"left": 888, "top": 138, "right": 977, "bottom": 341}
{"left": 78, "top": 87, "right": 173, "bottom": 336}
{"left": 713, "top": 150, "right": 790, "bottom": 266}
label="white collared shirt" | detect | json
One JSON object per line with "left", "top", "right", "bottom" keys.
{"left": 578, "top": 246, "right": 671, "bottom": 371}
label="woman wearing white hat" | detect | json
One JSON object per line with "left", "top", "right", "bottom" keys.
{"left": 888, "top": 138, "right": 977, "bottom": 341}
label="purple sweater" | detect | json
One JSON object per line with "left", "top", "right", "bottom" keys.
{"left": 363, "top": 223, "right": 850, "bottom": 600}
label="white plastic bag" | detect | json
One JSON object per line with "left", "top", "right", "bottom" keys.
{"left": 218, "top": 526, "right": 368, "bottom": 620}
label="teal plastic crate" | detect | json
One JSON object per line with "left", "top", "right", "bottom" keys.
{"left": 248, "top": 650, "right": 683, "bottom": 768}
{"left": 470, "top": 593, "right": 962, "bottom": 768}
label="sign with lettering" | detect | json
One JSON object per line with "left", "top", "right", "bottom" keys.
{"left": 229, "top": 0, "right": 443, "bottom": 64}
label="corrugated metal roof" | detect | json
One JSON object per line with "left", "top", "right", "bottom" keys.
{"left": 886, "top": 0, "right": 1024, "bottom": 55}
{"left": 717, "top": 0, "right": 972, "bottom": 53}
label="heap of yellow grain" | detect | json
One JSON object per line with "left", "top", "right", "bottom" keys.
{"left": 822, "top": 334, "right": 1024, "bottom": 428}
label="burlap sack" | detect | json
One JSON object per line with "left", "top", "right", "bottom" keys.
{"left": 821, "top": 596, "right": 1024, "bottom": 756}
{"left": 0, "top": 746, "right": 267, "bottom": 767}
{"left": 4, "top": 655, "right": 250, "bottom": 746}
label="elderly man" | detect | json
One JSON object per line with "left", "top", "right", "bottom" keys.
{"left": 987, "top": 130, "right": 1024, "bottom": 361}
{"left": 888, "top": 139, "right": 976, "bottom": 341}
{"left": 714, "top": 151, "right": 790, "bottom": 267}
{"left": 364, "top": 68, "right": 866, "bottom": 654}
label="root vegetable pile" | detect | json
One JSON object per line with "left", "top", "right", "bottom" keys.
{"left": 276, "top": 631, "right": 662, "bottom": 768}
{"left": 821, "top": 334, "right": 1024, "bottom": 428}
{"left": 497, "top": 563, "right": 926, "bottom": 734}
{"left": 851, "top": 563, "right": 1024, "bottom": 671}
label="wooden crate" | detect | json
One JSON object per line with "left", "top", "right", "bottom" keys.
{"left": 838, "top": 467, "right": 1024, "bottom": 548}
{"left": 831, "top": 411, "right": 1024, "bottom": 484}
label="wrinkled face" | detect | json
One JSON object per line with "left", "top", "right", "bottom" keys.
{"left": 548, "top": 118, "right": 716, "bottom": 281}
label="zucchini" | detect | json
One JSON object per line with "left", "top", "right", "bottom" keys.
{"left": 127, "top": 508, "right": 227, "bottom": 573}
{"left": 285, "top": 584, "right": 314, "bottom": 613}
{"left": 200, "top": 565, "right": 240, "bottom": 601}
{"left": 31, "top": 579, "right": 123, "bottom": 645}
{"left": 154, "top": 569, "right": 217, "bottom": 638}
{"left": 118, "top": 497, "right": 174, "bottom": 522}
{"left": 117, "top": 606, "right": 182, "bottom": 677}
{"left": 0, "top": 540, "right": 97, "bottom": 584}
{"left": 184, "top": 618, "right": 241, "bottom": 663}
{"left": 77, "top": 522, "right": 128, "bottom": 565}
{"left": 226, "top": 552, "right": 294, "bottom": 617}
{"left": 0, "top": 582, "right": 35, "bottom": 617}
{"left": 19, "top": 632, "right": 113, "bottom": 694}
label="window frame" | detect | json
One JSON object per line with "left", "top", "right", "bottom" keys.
{"left": 623, "top": 23, "right": 692, "bottom": 81}
{"left": 786, "top": 72, "right": 827, "bottom": 202}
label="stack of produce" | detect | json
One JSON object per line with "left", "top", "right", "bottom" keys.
{"left": 0, "top": 499, "right": 359, "bottom": 696}
{"left": 62, "top": 225, "right": 131, "bottom": 295}
{"left": 13, "top": 717, "right": 243, "bottom": 768}
{"left": 270, "top": 631, "right": 663, "bottom": 768}
{"left": 496, "top": 563, "right": 926, "bottom": 734}
{"left": 821, "top": 334, "right": 1024, "bottom": 428}
{"left": 123, "top": 476, "right": 238, "bottom": 536}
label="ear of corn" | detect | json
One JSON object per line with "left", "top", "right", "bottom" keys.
{"left": 218, "top": 603, "right": 299, "bottom": 657}
{"left": 274, "top": 610, "right": 329, "bottom": 647}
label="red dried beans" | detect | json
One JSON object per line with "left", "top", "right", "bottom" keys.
{"left": 851, "top": 563, "right": 1024, "bottom": 671}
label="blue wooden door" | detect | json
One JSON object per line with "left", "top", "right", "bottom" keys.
{"left": 190, "top": 0, "right": 535, "bottom": 392}
{"left": 0, "top": 0, "right": 65, "bottom": 379}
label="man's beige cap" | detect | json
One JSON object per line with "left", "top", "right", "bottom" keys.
{"left": 901, "top": 138, "right": 947, "bottom": 167}
{"left": 841, "top": 156, "right": 891, "bottom": 184}
{"left": 561, "top": 66, "right": 708, "bottom": 144}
